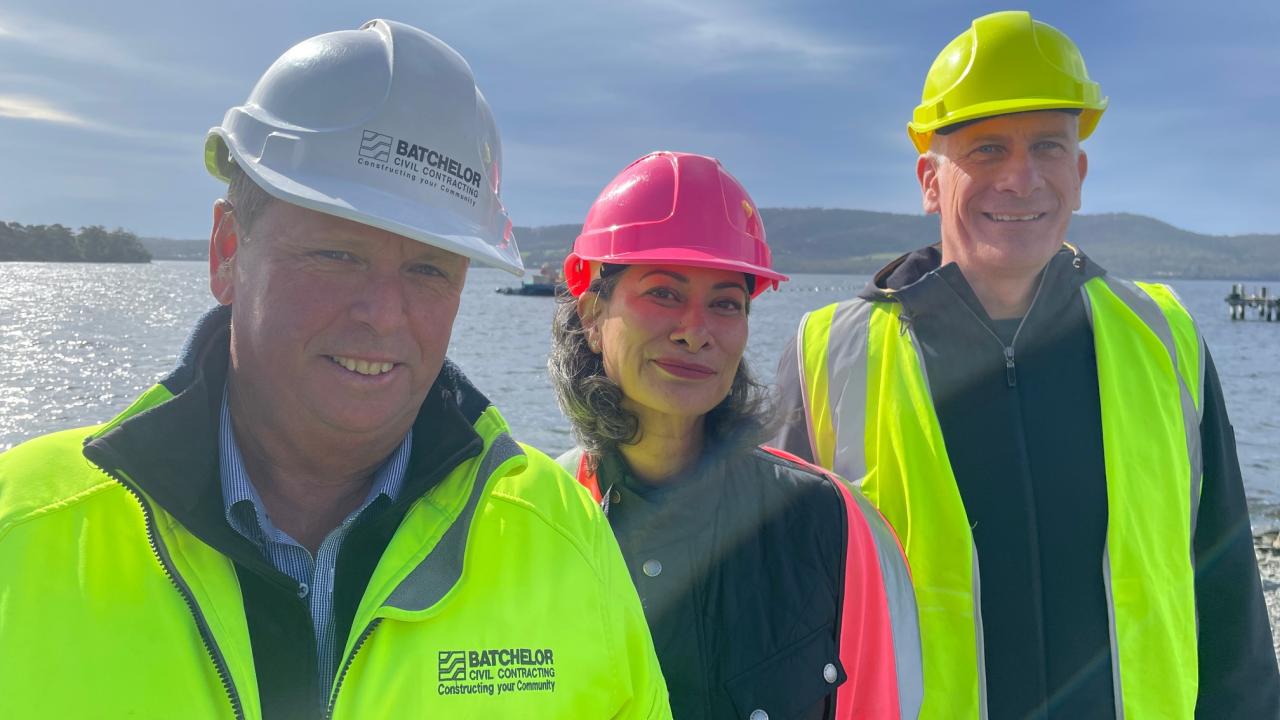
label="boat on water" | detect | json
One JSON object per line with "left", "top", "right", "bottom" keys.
{"left": 497, "top": 262, "right": 564, "bottom": 297}
{"left": 496, "top": 282, "right": 563, "bottom": 297}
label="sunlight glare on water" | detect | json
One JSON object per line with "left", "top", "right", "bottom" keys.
{"left": 2, "top": 262, "right": 1278, "bottom": 530}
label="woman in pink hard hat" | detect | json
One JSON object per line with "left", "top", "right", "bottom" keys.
{"left": 549, "top": 151, "right": 923, "bottom": 719}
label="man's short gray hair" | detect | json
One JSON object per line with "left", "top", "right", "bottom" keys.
{"left": 225, "top": 163, "right": 275, "bottom": 234}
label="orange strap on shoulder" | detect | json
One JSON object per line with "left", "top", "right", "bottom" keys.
{"left": 576, "top": 452, "right": 604, "bottom": 504}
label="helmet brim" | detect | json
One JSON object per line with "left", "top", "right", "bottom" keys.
{"left": 207, "top": 129, "right": 523, "bottom": 276}
{"left": 565, "top": 247, "right": 787, "bottom": 299}
{"left": 909, "top": 100, "right": 1107, "bottom": 154}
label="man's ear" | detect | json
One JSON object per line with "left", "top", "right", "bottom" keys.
{"left": 1074, "top": 149, "right": 1089, "bottom": 211}
{"left": 209, "top": 200, "right": 239, "bottom": 305}
{"left": 917, "top": 154, "right": 941, "bottom": 215}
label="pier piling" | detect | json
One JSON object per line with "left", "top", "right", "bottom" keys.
{"left": 1226, "top": 284, "right": 1279, "bottom": 321}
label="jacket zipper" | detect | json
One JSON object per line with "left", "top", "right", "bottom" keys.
{"left": 100, "top": 466, "right": 245, "bottom": 720}
{"left": 324, "top": 618, "right": 382, "bottom": 719}
{"left": 947, "top": 269, "right": 1051, "bottom": 388}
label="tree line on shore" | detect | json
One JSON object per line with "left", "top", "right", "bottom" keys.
{"left": 8, "top": 208, "right": 1279, "bottom": 278}
{"left": 0, "top": 222, "right": 151, "bottom": 263}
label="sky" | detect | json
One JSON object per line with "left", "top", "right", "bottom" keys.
{"left": 1, "top": 0, "right": 1277, "bottom": 241}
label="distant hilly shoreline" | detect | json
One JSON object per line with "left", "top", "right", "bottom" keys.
{"left": 135, "top": 208, "right": 1280, "bottom": 280}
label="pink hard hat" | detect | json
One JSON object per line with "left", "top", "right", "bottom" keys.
{"left": 564, "top": 151, "right": 788, "bottom": 298}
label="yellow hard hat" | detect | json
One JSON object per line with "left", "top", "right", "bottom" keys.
{"left": 907, "top": 11, "right": 1108, "bottom": 154}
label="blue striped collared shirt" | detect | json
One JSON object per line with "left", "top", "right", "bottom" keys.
{"left": 218, "top": 386, "right": 411, "bottom": 700}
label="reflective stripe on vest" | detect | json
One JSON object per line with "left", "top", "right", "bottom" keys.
{"left": 380, "top": 434, "right": 523, "bottom": 613}
{"left": 574, "top": 449, "right": 924, "bottom": 719}
{"left": 796, "top": 276, "right": 1204, "bottom": 719}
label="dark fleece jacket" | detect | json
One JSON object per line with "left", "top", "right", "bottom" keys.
{"left": 772, "top": 245, "right": 1279, "bottom": 719}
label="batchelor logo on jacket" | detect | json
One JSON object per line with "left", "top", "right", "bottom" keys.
{"left": 437, "top": 647, "right": 557, "bottom": 697}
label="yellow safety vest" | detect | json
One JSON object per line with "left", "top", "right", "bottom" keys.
{"left": 796, "top": 275, "right": 1203, "bottom": 719}
{"left": 0, "top": 386, "right": 671, "bottom": 719}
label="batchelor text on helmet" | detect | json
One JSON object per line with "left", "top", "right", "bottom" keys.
{"left": 355, "top": 129, "right": 482, "bottom": 208}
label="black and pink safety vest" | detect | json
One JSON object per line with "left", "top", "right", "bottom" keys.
{"left": 559, "top": 444, "right": 923, "bottom": 719}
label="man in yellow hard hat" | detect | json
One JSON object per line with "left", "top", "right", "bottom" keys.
{"left": 772, "top": 10, "right": 1279, "bottom": 718}
{"left": 0, "top": 20, "right": 670, "bottom": 718}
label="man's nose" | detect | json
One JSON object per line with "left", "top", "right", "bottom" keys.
{"left": 350, "top": 271, "right": 408, "bottom": 334}
{"left": 995, "top": 150, "right": 1045, "bottom": 197}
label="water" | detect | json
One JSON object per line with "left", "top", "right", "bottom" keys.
{"left": 3, "top": 262, "right": 1278, "bottom": 530}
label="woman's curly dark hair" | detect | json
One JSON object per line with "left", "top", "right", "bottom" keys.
{"left": 548, "top": 265, "right": 775, "bottom": 468}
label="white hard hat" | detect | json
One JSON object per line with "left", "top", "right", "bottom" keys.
{"left": 205, "top": 19, "right": 523, "bottom": 275}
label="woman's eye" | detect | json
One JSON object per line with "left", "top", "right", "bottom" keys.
{"left": 647, "top": 287, "right": 678, "bottom": 301}
{"left": 315, "top": 250, "right": 356, "bottom": 262}
{"left": 714, "top": 298, "right": 744, "bottom": 312}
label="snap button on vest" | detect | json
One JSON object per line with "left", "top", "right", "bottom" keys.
{"left": 297, "top": 583, "right": 309, "bottom": 599}
{"left": 642, "top": 559, "right": 662, "bottom": 577}
{"left": 823, "top": 662, "right": 837, "bottom": 683}
{"left": 749, "top": 710, "right": 768, "bottom": 720}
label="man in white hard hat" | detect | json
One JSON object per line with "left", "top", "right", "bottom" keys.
{"left": 0, "top": 20, "right": 671, "bottom": 719}
{"left": 771, "top": 10, "right": 1278, "bottom": 719}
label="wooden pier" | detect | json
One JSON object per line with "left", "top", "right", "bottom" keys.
{"left": 1226, "top": 284, "right": 1280, "bottom": 321}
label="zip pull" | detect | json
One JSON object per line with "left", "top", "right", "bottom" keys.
{"left": 898, "top": 312, "right": 912, "bottom": 336}
{"left": 1003, "top": 346, "right": 1017, "bottom": 387}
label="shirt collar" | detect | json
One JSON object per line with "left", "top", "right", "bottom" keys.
{"left": 218, "top": 383, "right": 412, "bottom": 545}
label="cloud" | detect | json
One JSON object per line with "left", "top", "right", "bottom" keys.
{"left": 0, "top": 11, "right": 145, "bottom": 71}
{"left": 0, "top": 92, "right": 198, "bottom": 152}
{"left": 0, "top": 10, "right": 229, "bottom": 89}
{"left": 466, "top": 0, "right": 884, "bottom": 78}
{"left": 0, "top": 94, "right": 88, "bottom": 126}
{"left": 639, "top": 0, "right": 881, "bottom": 72}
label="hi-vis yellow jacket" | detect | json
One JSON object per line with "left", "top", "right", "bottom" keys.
{"left": 786, "top": 256, "right": 1204, "bottom": 719}
{"left": 0, "top": 313, "right": 671, "bottom": 719}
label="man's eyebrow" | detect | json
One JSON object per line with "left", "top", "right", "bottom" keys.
{"left": 287, "top": 231, "right": 361, "bottom": 246}
{"left": 1034, "top": 131, "right": 1072, "bottom": 143}
{"left": 406, "top": 247, "right": 461, "bottom": 263}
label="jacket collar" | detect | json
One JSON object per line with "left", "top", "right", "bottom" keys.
{"left": 83, "top": 304, "right": 488, "bottom": 565}
{"left": 857, "top": 243, "right": 1107, "bottom": 318}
